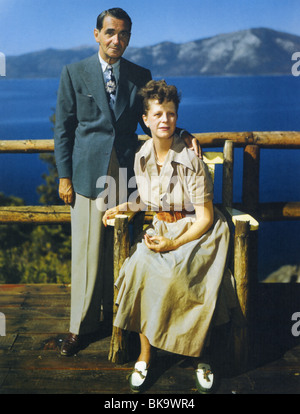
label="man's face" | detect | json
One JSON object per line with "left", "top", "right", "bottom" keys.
{"left": 94, "top": 15, "right": 131, "bottom": 64}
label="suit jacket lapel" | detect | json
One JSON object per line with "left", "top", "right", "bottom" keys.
{"left": 82, "top": 54, "right": 113, "bottom": 125}
{"left": 114, "top": 58, "right": 134, "bottom": 122}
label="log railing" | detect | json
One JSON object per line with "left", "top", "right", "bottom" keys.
{"left": 1, "top": 132, "right": 299, "bottom": 371}
{"left": 0, "top": 131, "right": 299, "bottom": 223}
{"left": 1, "top": 131, "right": 300, "bottom": 153}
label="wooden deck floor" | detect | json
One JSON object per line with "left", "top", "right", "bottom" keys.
{"left": 0, "top": 284, "right": 300, "bottom": 395}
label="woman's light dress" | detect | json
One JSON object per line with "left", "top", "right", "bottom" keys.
{"left": 114, "top": 135, "right": 238, "bottom": 357}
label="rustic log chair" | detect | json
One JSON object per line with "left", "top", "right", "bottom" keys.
{"left": 106, "top": 140, "right": 259, "bottom": 373}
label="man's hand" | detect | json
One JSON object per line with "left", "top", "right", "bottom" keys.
{"left": 59, "top": 178, "right": 74, "bottom": 205}
{"left": 181, "top": 131, "right": 202, "bottom": 159}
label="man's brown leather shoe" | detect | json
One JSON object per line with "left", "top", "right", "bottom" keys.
{"left": 60, "top": 333, "right": 81, "bottom": 356}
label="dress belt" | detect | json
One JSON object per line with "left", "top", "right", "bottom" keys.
{"left": 155, "top": 211, "right": 185, "bottom": 222}
{"left": 151, "top": 209, "right": 195, "bottom": 223}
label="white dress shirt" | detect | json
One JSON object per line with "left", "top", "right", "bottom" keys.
{"left": 98, "top": 53, "right": 120, "bottom": 84}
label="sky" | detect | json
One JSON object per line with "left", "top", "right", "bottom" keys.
{"left": 1, "top": 0, "right": 300, "bottom": 56}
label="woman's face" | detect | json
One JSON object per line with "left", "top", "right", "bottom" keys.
{"left": 142, "top": 99, "right": 177, "bottom": 141}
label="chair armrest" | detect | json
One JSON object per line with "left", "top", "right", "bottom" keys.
{"left": 225, "top": 207, "right": 259, "bottom": 231}
{"left": 106, "top": 211, "right": 139, "bottom": 227}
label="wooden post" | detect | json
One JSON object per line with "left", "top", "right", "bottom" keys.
{"left": 108, "top": 215, "right": 130, "bottom": 364}
{"left": 222, "top": 140, "right": 234, "bottom": 208}
{"left": 234, "top": 220, "right": 251, "bottom": 318}
{"left": 233, "top": 219, "right": 251, "bottom": 372}
{"left": 242, "top": 144, "right": 260, "bottom": 212}
{"left": 241, "top": 146, "right": 260, "bottom": 369}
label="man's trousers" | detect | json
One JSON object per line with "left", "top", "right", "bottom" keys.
{"left": 69, "top": 149, "right": 125, "bottom": 335}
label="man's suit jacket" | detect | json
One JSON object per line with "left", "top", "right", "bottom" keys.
{"left": 54, "top": 53, "right": 152, "bottom": 199}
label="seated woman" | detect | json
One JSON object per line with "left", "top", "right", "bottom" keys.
{"left": 103, "top": 80, "right": 236, "bottom": 394}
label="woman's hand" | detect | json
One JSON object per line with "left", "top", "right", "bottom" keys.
{"left": 144, "top": 201, "right": 214, "bottom": 252}
{"left": 144, "top": 234, "right": 177, "bottom": 252}
{"left": 102, "top": 206, "right": 120, "bottom": 227}
{"left": 102, "top": 202, "right": 128, "bottom": 227}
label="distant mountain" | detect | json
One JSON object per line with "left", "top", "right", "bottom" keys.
{"left": 5, "top": 46, "right": 98, "bottom": 79}
{"left": 4, "top": 28, "right": 300, "bottom": 78}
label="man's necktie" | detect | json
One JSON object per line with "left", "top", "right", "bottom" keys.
{"left": 105, "top": 65, "right": 117, "bottom": 109}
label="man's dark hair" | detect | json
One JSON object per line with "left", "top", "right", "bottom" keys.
{"left": 96, "top": 8, "right": 132, "bottom": 32}
{"left": 138, "top": 80, "right": 181, "bottom": 114}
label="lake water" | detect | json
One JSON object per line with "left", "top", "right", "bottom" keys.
{"left": 0, "top": 75, "right": 299, "bottom": 280}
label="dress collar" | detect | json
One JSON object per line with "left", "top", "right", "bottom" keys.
{"left": 138, "top": 134, "right": 194, "bottom": 172}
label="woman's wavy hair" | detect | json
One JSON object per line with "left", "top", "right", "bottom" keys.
{"left": 138, "top": 80, "right": 181, "bottom": 114}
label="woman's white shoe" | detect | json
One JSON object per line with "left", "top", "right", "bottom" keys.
{"left": 195, "top": 363, "right": 214, "bottom": 394}
{"left": 129, "top": 361, "right": 148, "bottom": 392}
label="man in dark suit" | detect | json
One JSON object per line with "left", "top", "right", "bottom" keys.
{"left": 54, "top": 8, "right": 198, "bottom": 356}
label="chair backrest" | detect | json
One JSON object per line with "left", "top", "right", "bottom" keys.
{"left": 202, "top": 151, "right": 224, "bottom": 184}
{"left": 203, "top": 142, "right": 258, "bottom": 230}
{"left": 202, "top": 140, "right": 234, "bottom": 208}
